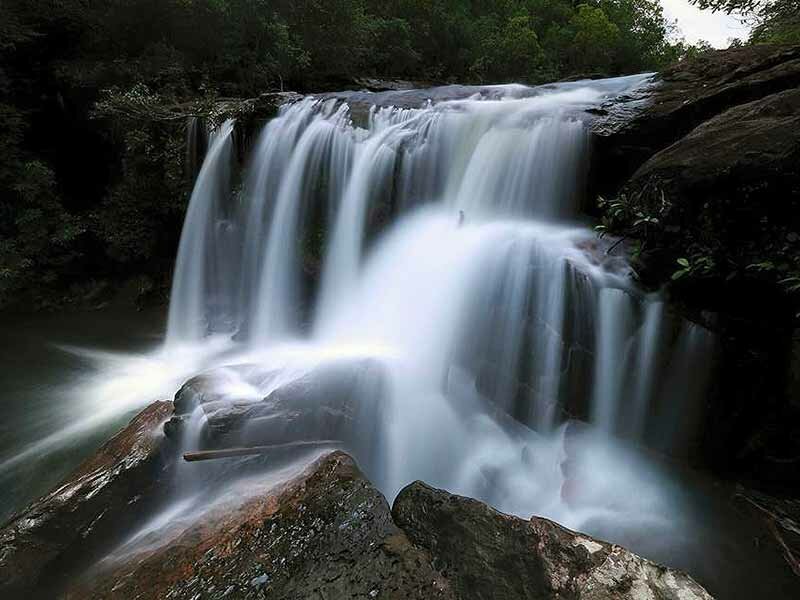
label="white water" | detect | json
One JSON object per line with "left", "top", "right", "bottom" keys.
{"left": 4, "top": 77, "right": 722, "bottom": 573}
{"left": 167, "top": 119, "right": 236, "bottom": 345}
{"left": 152, "top": 76, "right": 719, "bottom": 548}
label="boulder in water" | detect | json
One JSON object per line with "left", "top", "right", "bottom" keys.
{"left": 393, "top": 480, "right": 714, "bottom": 600}
{"left": 170, "top": 359, "right": 386, "bottom": 455}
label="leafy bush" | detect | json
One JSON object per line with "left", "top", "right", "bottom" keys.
{"left": 596, "top": 188, "right": 800, "bottom": 317}
{"left": 0, "top": 161, "right": 87, "bottom": 305}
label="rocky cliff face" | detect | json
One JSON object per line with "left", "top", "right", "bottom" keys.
{"left": 592, "top": 44, "right": 800, "bottom": 196}
{"left": 1, "top": 401, "right": 714, "bottom": 600}
{"left": 590, "top": 44, "right": 800, "bottom": 485}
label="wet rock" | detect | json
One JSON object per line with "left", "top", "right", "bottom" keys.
{"left": 622, "top": 86, "right": 800, "bottom": 290}
{"left": 0, "top": 401, "right": 174, "bottom": 598}
{"left": 352, "top": 77, "right": 431, "bottom": 92}
{"left": 626, "top": 86, "right": 800, "bottom": 217}
{"left": 68, "top": 451, "right": 454, "bottom": 600}
{"left": 591, "top": 44, "right": 800, "bottom": 196}
{"left": 231, "top": 91, "right": 304, "bottom": 157}
{"left": 588, "top": 44, "right": 800, "bottom": 484}
{"left": 173, "top": 371, "right": 239, "bottom": 416}
{"left": 162, "top": 413, "right": 187, "bottom": 439}
{"left": 172, "top": 360, "right": 386, "bottom": 466}
{"left": 392, "top": 481, "right": 714, "bottom": 600}
{"left": 618, "top": 88, "right": 800, "bottom": 480}
{"left": 735, "top": 487, "right": 800, "bottom": 581}
{"left": 4, "top": 421, "right": 721, "bottom": 600}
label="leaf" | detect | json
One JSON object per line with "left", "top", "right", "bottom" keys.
{"left": 746, "top": 261, "right": 775, "bottom": 271}
{"left": 677, "top": 258, "right": 690, "bottom": 268}
{"left": 672, "top": 269, "right": 688, "bottom": 280}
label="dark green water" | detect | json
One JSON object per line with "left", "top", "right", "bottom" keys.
{"left": 0, "top": 308, "right": 166, "bottom": 522}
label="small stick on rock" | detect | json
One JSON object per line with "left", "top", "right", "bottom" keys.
{"left": 183, "top": 440, "right": 344, "bottom": 462}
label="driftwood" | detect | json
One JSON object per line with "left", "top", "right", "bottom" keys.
{"left": 183, "top": 440, "right": 344, "bottom": 462}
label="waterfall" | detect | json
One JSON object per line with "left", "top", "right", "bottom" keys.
{"left": 184, "top": 116, "right": 207, "bottom": 182}
{"left": 249, "top": 107, "right": 351, "bottom": 342}
{"left": 592, "top": 288, "right": 636, "bottom": 433}
{"left": 167, "top": 119, "right": 235, "bottom": 345}
{"left": 315, "top": 108, "right": 412, "bottom": 325}
{"left": 165, "top": 76, "right": 715, "bottom": 541}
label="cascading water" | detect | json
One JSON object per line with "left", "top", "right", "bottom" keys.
{"left": 167, "top": 119, "right": 236, "bottom": 345}
{"left": 154, "top": 76, "right": 722, "bottom": 576}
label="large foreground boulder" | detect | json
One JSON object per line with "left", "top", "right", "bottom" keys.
{"left": 69, "top": 451, "right": 714, "bottom": 600}
{"left": 68, "top": 452, "right": 454, "bottom": 600}
{"left": 393, "top": 481, "right": 713, "bottom": 600}
{"left": 0, "top": 401, "right": 174, "bottom": 598}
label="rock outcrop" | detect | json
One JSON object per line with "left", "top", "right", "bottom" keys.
{"left": 0, "top": 401, "right": 174, "bottom": 598}
{"left": 618, "top": 85, "right": 800, "bottom": 300}
{"left": 67, "top": 452, "right": 454, "bottom": 600}
{"left": 393, "top": 481, "right": 713, "bottom": 600}
{"left": 592, "top": 44, "right": 800, "bottom": 196}
{"left": 166, "top": 359, "right": 386, "bottom": 470}
{"left": 68, "top": 452, "right": 714, "bottom": 600}
{"left": 1, "top": 398, "right": 715, "bottom": 600}
{"left": 589, "top": 44, "right": 800, "bottom": 484}
{"left": 592, "top": 46, "right": 800, "bottom": 295}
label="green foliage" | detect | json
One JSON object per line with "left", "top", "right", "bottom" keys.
{"left": 598, "top": 0, "right": 682, "bottom": 71}
{"left": 596, "top": 192, "right": 667, "bottom": 235}
{"left": 749, "top": 0, "right": 800, "bottom": 45}
{"left": 0, "top": 161, "right": 87, "bottom": 304}
{"left": 0, "top": 0, "right": 705, "bottom": 308}
{"left": 91, "top": 122, "right": 188, "bottom": 264}
{"left": 2, "top": 0, "right": 693, "bottom": 94}
{"left": 597, "top": 187, "right": 800, "bottom": 312}
{"left": 471, "top": 15, "right": 549, "bottom": 82}
{"left": 672, "top": 256, "right": 716, "bottom": 281}
{"left": 570, "top": 5, "right": 621, "bottom": 73}
{"left": 365, "top": 18, "right": 420, "bottom": 76}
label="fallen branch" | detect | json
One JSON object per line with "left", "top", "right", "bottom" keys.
{"left": 183, "top": 440, "right": 344, "bottom": 462}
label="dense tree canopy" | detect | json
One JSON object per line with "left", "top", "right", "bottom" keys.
{"left": 0, "top": 0, "right": 785, "bottom": 307}
{"left": 2, "top": 0, "right": 688, "bottom": 101}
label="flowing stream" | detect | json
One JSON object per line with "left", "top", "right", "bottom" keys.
{"left": 4, "top": 77, "right": 797, "bottom": 599}
{"left": 167, "top": 76, "right": 712, "bottom": 465}
{"left": 157, "top": 76, "right": 721, "bottom": 563}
